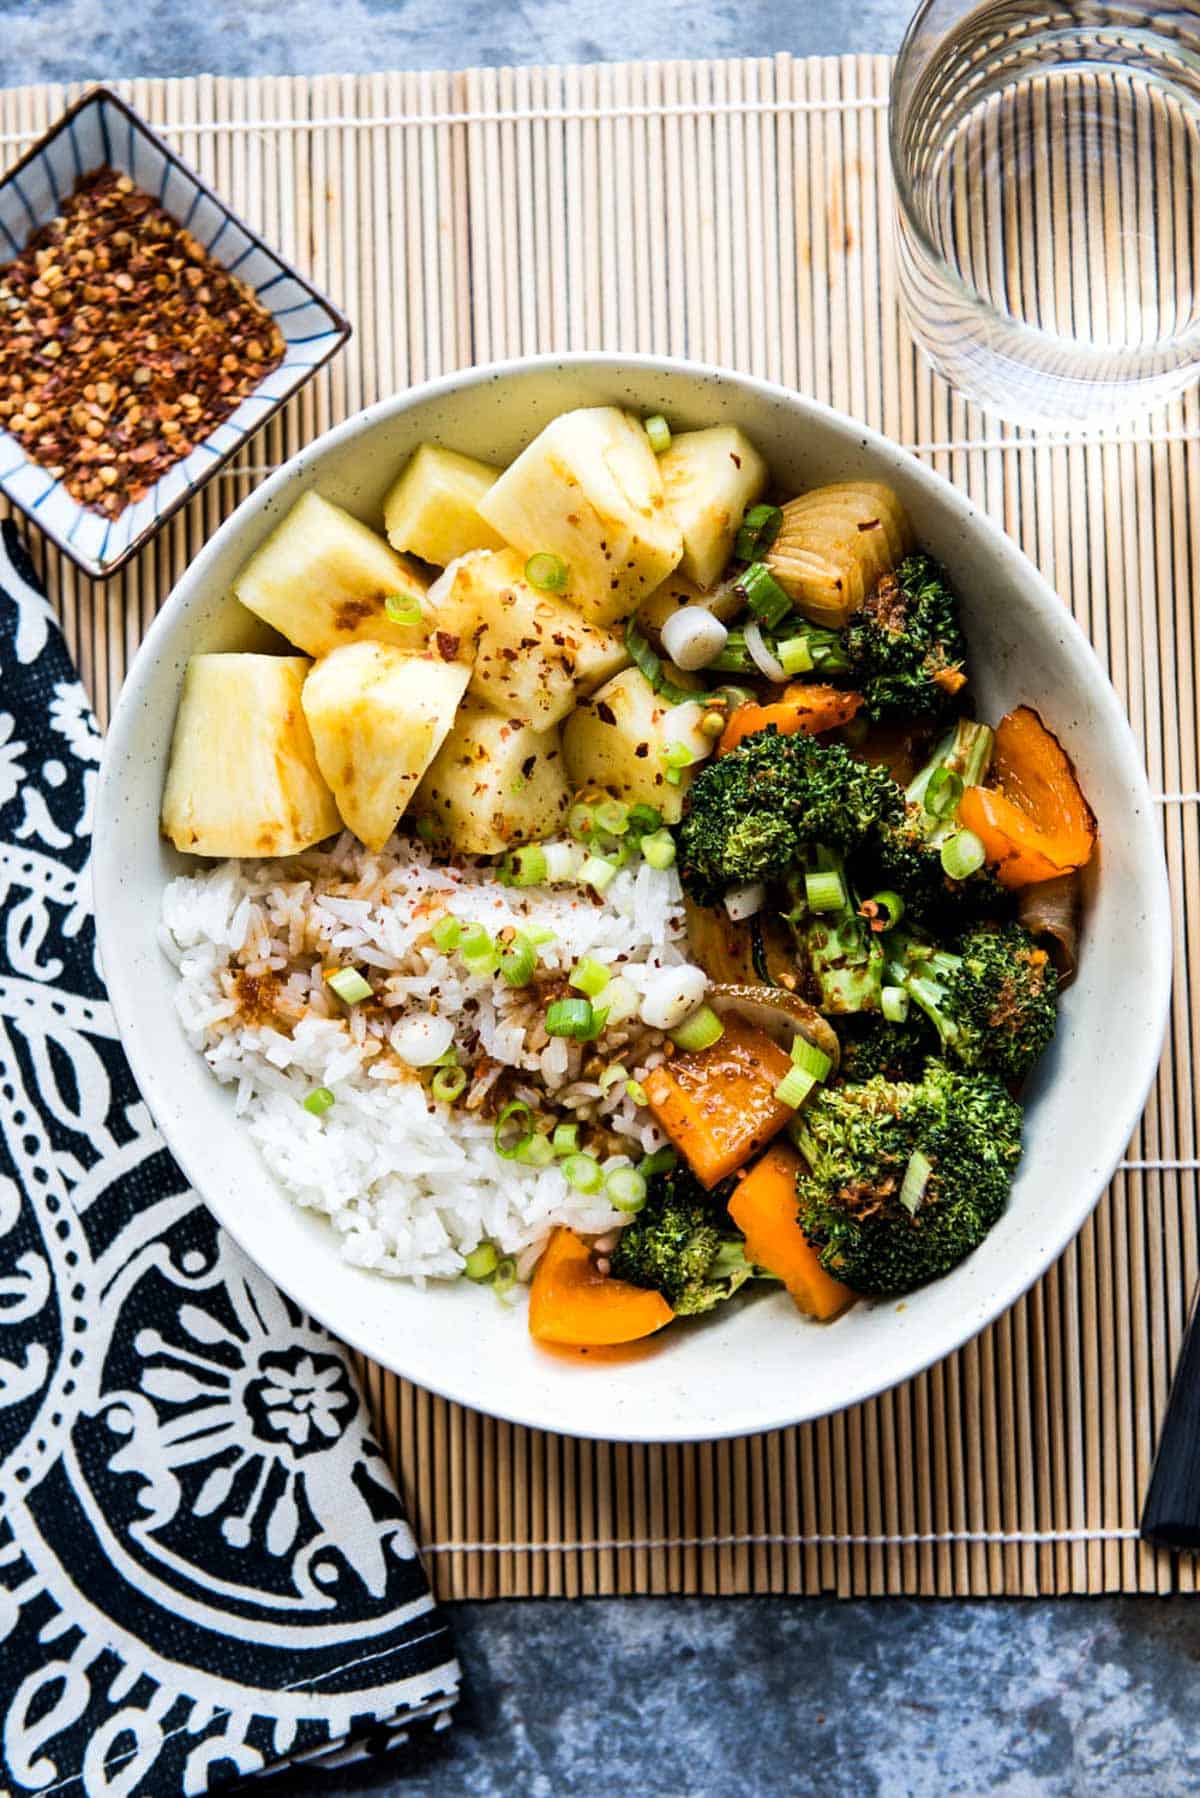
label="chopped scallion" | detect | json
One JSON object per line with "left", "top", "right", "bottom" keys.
{"left": 431, "top": 914, "right": 462, "bottom": 952}
{"left": 924, "top": 765, "right": 964, "bottom": 819}
{"left": 493, "top": 1255, "right": 519, "bottom": 1301}
{"left": 940, "top": 828, "right": 987, "bottom": 881}
{"left": 545, "top": 996, "right": 599, "bottom": 1039}
{"left": 899, "top": 1148, "right": 934, "bottom": 1215}
{"left": 605, "top": 1164, "right": 649, "bottom": 1213}
{"left": 495, "top": 1100, "right": 533, "bottom": 1158}
{"left": 738, "top": 560, "right": 792, "bottom": 629}
{"left": 414, "top": 816, "right": 437, "bottom": 844}
{"left": 640, "top": 829, "right": 677, "bottom": 870}
{"left": 325, "top": 966, "right": 373, "bottom": 1005}
{"left": 302, "top": 1086, "right": 335, "bottom": 1116}
{"left": 384, "top": 592, "right": 423, "bottom": 626}
{"left": 570, "top": 956, "right": 611, "bottom": 998}
{"left": 734, "top": 502, "right": 783, "bottom": 562}
{"left": 500, "top": 933, "right": 538, "bottom": 987}
{"left": 881, "top": 984, "right": 911, "bottom": 1024}
{"left": 431, "top": 1063, "right": 468, "bottom": 1103}
{"left": 505, "top": 844, "right": 548, "bottom": 886}
{"left": 805, "top": 868, "right": 848, "bottom": 913}
{"left": 517, "top": 1132, "right": 556, "bottom": 1168}
{"left": 580, "top": 855, "right": 617, "bottom": 894}
{"left": 593, "top": 797, "right": 630, "bottom": 836}
{"left": 789, "top": 1036, "right": 833, "bottom": 1080}
{"left": 523, "top": 922, "right": 558, "bottom": 946}
{"left": 598, "top": 1063, "right": 629, "bottom": 1092}
{"left": 562, "top": 1152, "right": 603, "bottom": 1194}
{"left": 525, "top": 551, "right": 569, "bottom": 592}
{"left": 644, "top": 413, "right": 672, "bottom": 454}
{"left": 638, "top": 1146, "right": 678, "bottom": 1178}
{"left": 552, "top": 1122, "right": 580, "bottom": 1156}
{"left": 624, "top": 617, "right": 697, "bottom": 706}
{"left": 464, "top": 1242, "right": 499, "bottom": 1281}
{"left": 626, "top": 1077, "right": 649, "bottom": 1106}
{"left": 776, "top": 633, "right": 815, "bottom": 676}
{"left": 568, "top": 799, "right": 597, "bottom": 840}
{"left": 864, "top": 889, "right": 905, "bottom": 929}
{"left": 669, "top": 1003, "right": 724, "bottom": 1053}
{"left": 625, "top": 803, "right": 663, "bottom": 837}
{"left": 774, "top": 1063, "right": 818, "bottom": 1108}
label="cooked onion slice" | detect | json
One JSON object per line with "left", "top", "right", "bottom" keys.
{"left": 706, "top": 983, "right": 840, "bottom": 1071}
{"left": 1018, "top": 871, "right": 1080, "bottom": 987}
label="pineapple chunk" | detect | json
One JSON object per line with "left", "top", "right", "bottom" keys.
{"left": 383, "top": 443, "right": 506, "bottom": 567}
{"left": 476, "top": 407, "right": 683, "bottom": 628}
{"left": 234, "top": 491, "right": 430, "bottom": 658}
{"left": 161, "top": 655, "right": 339, "bottom": 858}
{"left": 659, "top": 426, "right": 769, "bottom": 588}
{"left": 413, "top": 704, "right": 570, "bottom": 854}
{"left": 301, "top": 642, "right": 472, "bottom": 852}
{"left": 562, "top": 666, "right": 705, "bottom": 825}
{"left": 638, "top": 570, "right": 743, "bottom": 649}
{"left": 432, "top": 548, "right": 627, "bottom": 728}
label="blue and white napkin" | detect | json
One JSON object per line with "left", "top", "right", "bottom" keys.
{"left": 0, "top": 521, "right": 459, "bottom": 1795}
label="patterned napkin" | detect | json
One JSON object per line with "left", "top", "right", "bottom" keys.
{"left": 0, "top": 521, "right": 459, "bottom": 1794}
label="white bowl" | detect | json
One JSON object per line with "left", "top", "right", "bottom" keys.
{"left": 94, "top": 354, "right": 1171, "bottom": 1444}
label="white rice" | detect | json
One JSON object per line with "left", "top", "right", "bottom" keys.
{"left": 159, "top": 832, "right": 692, "bottom": 1283}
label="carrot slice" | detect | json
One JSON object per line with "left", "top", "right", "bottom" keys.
{"left": 528, "top": 1227, "right": 674, "bottom": 1347}
{"left": 717, "top": 685, "right": 863, "bottom": 755}
{"left": 729, "top": 1143, "right": 856, "bottom": 1321}
{"left": 959, "top": 705, "right": 1096, "bottom": 890}
{"left": 644, "top": 1015, "right": 795, "bottom": 1188}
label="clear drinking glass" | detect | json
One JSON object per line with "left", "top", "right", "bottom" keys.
{"left": 890, "top": 0, "right": 1200, "bottom": 427}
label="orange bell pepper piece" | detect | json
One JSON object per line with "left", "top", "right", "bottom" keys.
{"left": 644, "top": 1015, "right": 795, "bottom": 1188}
{"left": 729, "top": 1142, "right": 856, "bottom": 1321}
{"left": 528, "top": 1227, "right": 673, "bottom": 1347}
{"left": 959, "top": 706, "right": 1096, "bottom": 890}
{"left": 717, "top": 685, "right": 863, "bottom": 755}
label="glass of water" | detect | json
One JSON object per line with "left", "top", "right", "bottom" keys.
{"left": 890, "top": 0, "right": 1200, "bottom": 428}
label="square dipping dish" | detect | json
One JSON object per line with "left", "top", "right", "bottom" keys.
{"left": 0, "top": 87, "right": 351, "bottom": 580}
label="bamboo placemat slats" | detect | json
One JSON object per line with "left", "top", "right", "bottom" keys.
{"left": 3, "top": 55, "right": 1197, "bottom": 1596}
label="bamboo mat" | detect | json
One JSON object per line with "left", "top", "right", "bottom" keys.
{"left": 3, "top": 56, "right": 1198, "bottom": 1599}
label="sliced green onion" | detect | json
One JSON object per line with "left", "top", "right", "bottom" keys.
{"left": 805, "top": 868, "right": 848, "bottom": 913}
{"left": 940, "top": 828, "right": 987, "bottom": 881}
{"left": 639, "top": 1146, "right": 678, "bottom": 1178}
{"left": 570, "top": 956, "right": 611, "bottom": 998}
{"left": 774, "top": 1063, "right": 818, "bottom": 1108}
{"left": 302, "top": 1086, "right": 335, "bottom": 1116}
{"left": 517, "top": 1132, "right": 556, "bottom": 1168}
{"left": 626, "top": 802, "right": 663, "bottom": 837}
{"left": 580, "top": 855, "right": 617, "bottom": 894}
{"left": 568, "top": 799, "right": 597, "bottom": 840}
{"left": 500, "top": 933, "right": 538, "bottom": 987}
{"left": 924, "top": 765, "right": 964, "bottom": 819}
{"left": 325, "top": 966, "right": 373, "bottom": 1005}
{"left": 545, "top": 996, "right": 598, "bottom": 1039}
{"left": 460, "top": 925, "right": 500, "bottom": 976}
{"left": 738, "top": 561, "right": 792, "bottom": 629}
{"left": 776, "top": 634, "right": 815, "bottom": 676}
{"left": 543, "top": 843, "right": 580, "bottom": 884}
{"left": 432, "top": 1063, "right": 468, "bottom": 1102}
{"left": 385, "top": 592, "right": 423, "bottom": 626}
{"left": 789, "top": 1036, "right": 833, "bottom": 1080}
{"left": 593, "top": 797, "right": 630, "bottom": 836}
{"left": 525, "top": 551, "right": 569, "bottom": 592}
{"left": 505, "top": 844, "right": 548, "bottom": 886}
{"left": 524, "top": 922, "right": 557, "bottom": 946}
{"left": 493, "top": 1255, "right": 518, "bottom": 1300}
{"left": 464, "top": 1241, "right": 499, "bottom": 1280}
{"left": 899, "top": 1148, "right": 934, "bottom": 1216}
{"left": 640, "top": 829, "right": 677, "bottom": 870}
{"left": 662, "top": 740, "right": 694, "bottom": 786}
{"left": 734, "top": 502, "right": 783, "bottom": 562}
{"left": 669, "top": 1003, "right": 724, "bottom": 1053}
{"left": 431, "top": 914, "right": 462, "bottom": 952}
{"left": 881, "top": 984, "right": 911, "bottom": 1023}
{"left": 864, "top": 889, "right": 905, "bottom": 929}
{"left": 552, "top": 1122, "right": 580, "bottom": 1156}
{"left": 603, "top": 977, "right": 639, "bottom": 1025}
{"left": 562, "top": 1152, "right": 603, "bottom": 1194}
{"left": 414, "top": 815, "right": 437, "bottom": 844}
{"left": 644, "top": 413, "right": 672, "bottom": 454}
{"left": 605, "top": 1164, "right": 648, "bottom": 1212}
{"left": 598, "top": 1062, "right": 630, "bottom": 1092}
{"left": 626, "top": 1077, "right": 649, "bottom": 1105}
{"left": 495, "top": 1100, "right": 533, "bottom": 1158}
{"left": 624, "top": 617, "right": 697, "bottom": 706}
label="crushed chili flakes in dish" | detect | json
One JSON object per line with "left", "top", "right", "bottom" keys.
{"left": 0, "top": 166, "right": 285, "bottom": 519}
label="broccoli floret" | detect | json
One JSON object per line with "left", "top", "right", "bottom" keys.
{"left": 841, "top": 553, "right": 969, "bottom": 723}
{"left": 869, "top": 718, "right": 1007, "bottom": 923}
{"left": 609, "top": 1167, "right": 754, "bottom": 1316}
{"left": 835, "top": 1011, "right": 937, "bottom": 1083}
{"left": 678, "top": 726, "right": 904, "bottom": 905}
{"left": 784, "top": 847, "right": 885, "bottom": 1015}
{"left": 793, "top": 1061, "right": 1023, "bottom": 1295}
{"left": 893, "top": 921, "right": 1058, "bottom": 1082}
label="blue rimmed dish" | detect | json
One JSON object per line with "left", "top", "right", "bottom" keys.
{"left": 0, "top": 87, "right": 351, "bottom": 582}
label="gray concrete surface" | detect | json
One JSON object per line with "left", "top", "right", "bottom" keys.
{"left": 5, "top": 3, "right": 1195, "bottom": 1795}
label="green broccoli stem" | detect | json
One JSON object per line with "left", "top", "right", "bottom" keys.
{"left": 904, "top": 719, "right": 995, "bottom": 847}
{"left": 786, "top": 847, "right": 885, "bottom": 1014}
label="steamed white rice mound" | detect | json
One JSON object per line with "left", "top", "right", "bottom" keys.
{"left": 159, "top": 832, "right": 691, "bottom": 1283}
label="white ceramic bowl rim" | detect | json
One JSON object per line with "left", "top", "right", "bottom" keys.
{"left": 95, "top": 352, "right": 1173, "bottom": 1443}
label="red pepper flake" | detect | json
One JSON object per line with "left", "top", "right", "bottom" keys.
{"left": 0, "top": 167, "right": 286, "bottom": 519}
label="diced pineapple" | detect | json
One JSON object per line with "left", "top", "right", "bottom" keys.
{"left": 476, "top": 407, "right": 683, "bottom": 628}
{"left": 637, "top": 570, "right": 743, "bottom": 649}
{"left": 562, "top": 666, "right": 706, "bottom": 824}
{"left": 301, "top": 642, "right": 472, "bottom": 852}
{"left": 233, "top": 491, "right": 430, "bottom": 658}
{"left": 413, "top": 704, "right": 570, "bottom": 855}
{"left": 659, "top": 426, "right": 769, "bottom": 588}
{"left": 382, "top": 443, "right": 506, "bottom": 568}
{"left": 431, "top": 547, "right": 628, "bottom": 728}
{"left": 161, "top": 655, "right": 340, "bottom": 858}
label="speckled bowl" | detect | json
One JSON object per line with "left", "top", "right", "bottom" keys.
{"left": 93, "top": 354, "right": 1171, "bottom": 1444}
